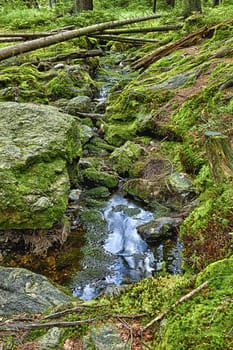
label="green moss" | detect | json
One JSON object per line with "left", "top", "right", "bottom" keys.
{"left": 159, "top": 258, "right": 233, "bottom": 350}
{"left": 0, "top": 159, "right": 70, "bottom": 229}
{"left": 109, "top": 141, "right": 143, "bottom": 176}
{"left": 104, "top": 120, "right": 138, "bottom": 146}
{"left": 81, "top": 168, "right": 118, "bottom": 189}
{"left": 180, "top": 184, "right": 233, "bottom": 271}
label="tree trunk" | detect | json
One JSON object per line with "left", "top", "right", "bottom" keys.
{"left": 167, "top": 0, "right": 175, "bottom": 7}
{"left": 182, "top": 0, "right": 202, "bottom": 18}
{"left": 204, "top": 131, "right": 233, "bottom": 183}
{"left": 213, "top": 0, "right": 220, "bottom": 6}
{"left": 73, "top": 0, "right": 93, "bottom": 13}
{"left": 0, "top": 14, "right": 161, "bottom": 62}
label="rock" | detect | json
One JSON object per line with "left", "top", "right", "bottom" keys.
{"left": 83, "top": 323, "right": 130, "bottom": 350}
{"left": 123, "top": 178, "right": 161, "bottom": 202}
{"left": 38, "top": 327, "right": 64, "bottom": 350}
{"left": 138, "top": 216, "right": 182, "bottom": 244}
{"left": 168, "top": 172, "right": 195, "bottom": 200}
{"left": 65, "top": 95, "right": 94, "bottom": 114}
{"left": 0, "top": 102, "right": 81, "bottom": 229}
{"left": 148, "top": 71, "right": 196, "bottom": 91}
{"left": 109, "top": 141, "right": 143, "bottom": 176}
{"left": 0, "top": 267, "right": 71, "bottom": 316}
{"left": 81, "top": 168, "right": 118, "bottom": 189}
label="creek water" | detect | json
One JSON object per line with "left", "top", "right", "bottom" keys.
{"left": 71, "top": 193, "right": 182, "bottom": 301}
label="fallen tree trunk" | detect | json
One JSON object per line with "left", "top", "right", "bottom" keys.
{"left": 90, "top": 34, "right": 159, "bottom": 45}
{"left": 0, "top": 37, "right": 24, "bottom": 42}
{"left": 101, "top": 24, "right": 183, "bottom": 34}
{"left": 0, "top": 14, "right": 161, "bottom": 62}
{"left": 131, "top": 25, "right": 213, "bottom": 70}
{"left": 41, "top": 48, "right": 104, "bottom": 62}
{"left": 131, "top": 19, "right": 233, "bottom": 70}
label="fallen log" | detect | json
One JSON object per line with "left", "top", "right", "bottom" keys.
{"left": 101, "top": 24, "right": 183, "bottom": 34}
{"left": 0, "top": 14, "right": 161, "bottom": 62}
{"left": 90, "top": 34, "right": 159, "bottom": 45}
{"left": 41, "top": 48, "right": 104, "bottom": 63}
{"left": 131, "top": 25, "right": 213, "bottom": 70}
{"left": 0, "top": 37, "right": 24, "bottom": 42}
{"left": 131, "top": 19, "right": 233, "bottom": 70}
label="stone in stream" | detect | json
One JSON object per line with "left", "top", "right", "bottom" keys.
{"left": 0, "top": 102, "right": 81, "bottom": 229}
{"left": 138, "top": 216, "right": 183, "bottom": 244}
{"left": 0, "top": 266, "right": 71, "bottom": 316}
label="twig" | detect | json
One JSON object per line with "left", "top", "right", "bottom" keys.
{"left": 0, "top": 318, "right": 97, "bottom": 331}
{"left": 43, "top": 304, "right": 104, "bottom": 320}
{"left": 143, "top": 280, "right": 208, "bottom": 331}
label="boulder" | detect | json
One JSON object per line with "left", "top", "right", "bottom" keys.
{"left": 0, "top": 267, "right": 71, "bottom": 316}
{"left": 0, "top": 102, "right": 81, "bottom": 229}
{"left": 138, "top": 216, "right": 182, "bottom": 244}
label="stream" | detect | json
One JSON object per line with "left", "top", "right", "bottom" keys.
{"left": 70, "top": 55, "right": 183, "bottom": 300}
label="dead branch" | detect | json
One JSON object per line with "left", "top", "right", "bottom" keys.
{"left": 90, "top": 34, "right": 159, "bottom": 45}
{"left": 0, "top": 37, "right": 24, "bottom": 42}
{"left": 74, "top": 111, "right": 105, "bottom": 119}
{"left": 43, "top": 304, "right": 104, "bottom": 320}
{"left": 142, "top": 280, "right": 208, "bottom": 331}
{"left": 101, "top": 24, "right": 183, "bottom": 34}
{"left": 0, "top": 318, "right": 97, "bottom": 331}
{"left": 0, "top": 14, "right": 161, "bottom": 62}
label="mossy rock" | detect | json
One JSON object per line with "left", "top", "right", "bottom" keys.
{"left": 123, "top": 178, "right": 161, "bottom": 203}
{"left": 0, "top": 102, "right": 81, "bottom": 229}
{"left": 109, "top": 141, "right": 143, "bottom": 176}
{"left": 104, "top": 120, "right": 138, "bottom": 146}
{"left": 81, "top": 168, "right": 118, "bottom": 189}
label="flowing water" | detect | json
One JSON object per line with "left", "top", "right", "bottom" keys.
{"left": 71, "top": 193, "right": 182, "bottom": 300}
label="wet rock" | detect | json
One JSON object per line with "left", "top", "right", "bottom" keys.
{"left": 109, "top": 141, "right": 143, "bottom": 176}
{"left": 0, "top": 267, "right": 71, "bottom": 316}
{"left": 0, "top": 102, "right": 81, "bottom": 229}
{"left": 138, "top": 216, "right": 182, "bottom": 244}
{"left": 83, "top": 323, "right": 130, "bottom": 350}
{"left": 123, "top": 178, "right": 161, "bottom": 202}
{"left": 168, "top": 172, "right": 195, "bottom": 200}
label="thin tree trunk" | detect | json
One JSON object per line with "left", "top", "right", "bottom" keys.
{"left": 0, "top": 14, "right": 161, "bottom": 62}
{"left": 90, "top": 34, "right": 160, "bottom": 45}
{"left": 102, "top": 24, "right": 183, "bottom": 34}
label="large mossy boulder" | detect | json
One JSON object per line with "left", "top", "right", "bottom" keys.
{"left": 0, "top": 102, "right": 81, "bottom": 229}
{"left": 0, "top": 266, "right": 71, "bottom": 316}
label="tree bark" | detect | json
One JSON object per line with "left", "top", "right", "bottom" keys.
{"left": 204, "top": 131, "right": 233, "bottom": 183}
{"left": 182, "top": 0, "right": 202, "bottom": 18}
{"left": 0, "top": 14, "right": 161, "bottom": 62}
